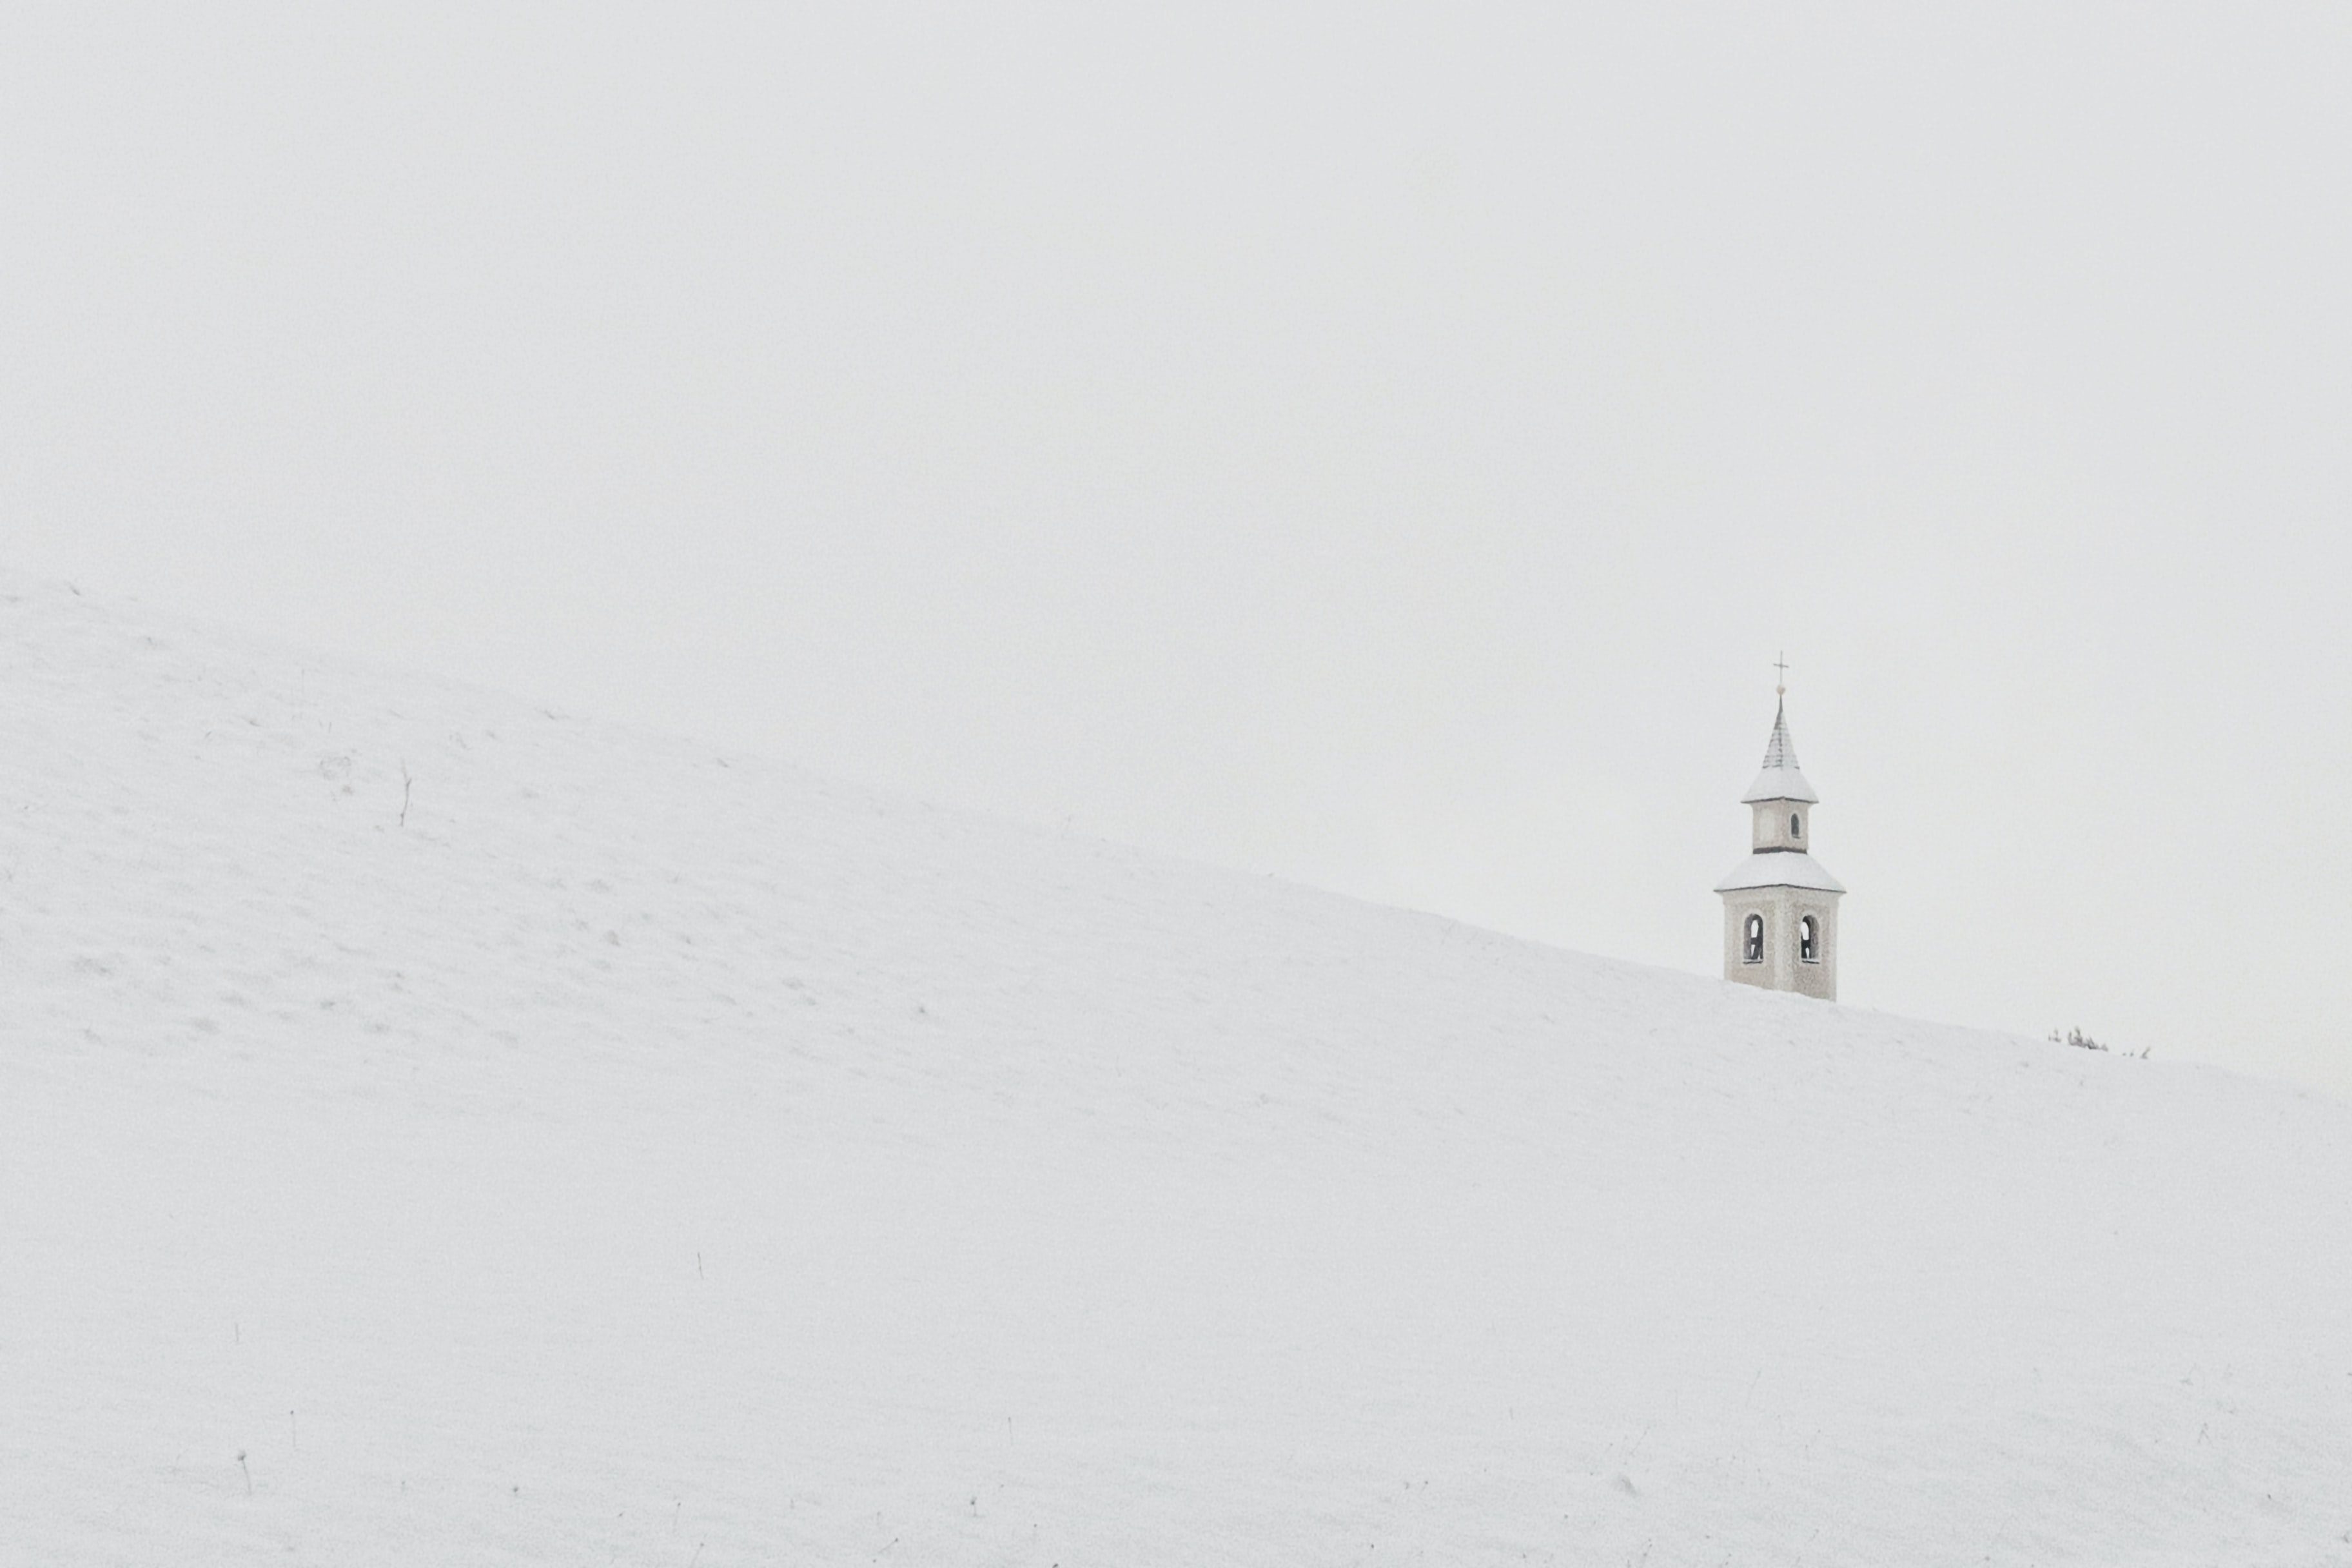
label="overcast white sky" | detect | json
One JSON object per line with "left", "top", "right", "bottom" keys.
{"left": 6, "top": 3, "right": 2350, "bottom": 1096}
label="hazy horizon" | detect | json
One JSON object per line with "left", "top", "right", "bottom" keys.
{"left": 7, "top": 3, "right": 2351, "bottom": 1097}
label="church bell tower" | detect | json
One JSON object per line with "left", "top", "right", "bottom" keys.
{"left": 1716, "top": 670, "right": 1844, "bottom": 999}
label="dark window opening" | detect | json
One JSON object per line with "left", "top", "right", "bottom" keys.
{"left": 1791, "top": 812, "right": 1802, "bottom": 838}
{"left": 1743, "top": 913, "right": 1764, "bottom": 964}
{"left": 1800, "top": 914, "right": 1819, "bottom": 964}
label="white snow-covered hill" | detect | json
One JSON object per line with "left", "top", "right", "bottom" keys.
{"left": 3, "top": 574, "right": 2349, "bottom": 1565}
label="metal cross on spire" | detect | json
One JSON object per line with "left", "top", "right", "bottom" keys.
{"left": 1774, "top": 651, "right": 1788, "bottom": 697}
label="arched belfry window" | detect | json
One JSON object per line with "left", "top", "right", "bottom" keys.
{"left": 1743, "top": 913, "right": 1764, "bottom": 964}
{"left": 1799, "top": 914, "right": 1819, "bottom": 964}
{"left": 1790, "top": 812, "right": 1802, "bottom": 838}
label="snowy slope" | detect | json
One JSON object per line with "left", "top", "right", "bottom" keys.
{"left": 3, "top": 574, "right": 2349, "bottom": 1566}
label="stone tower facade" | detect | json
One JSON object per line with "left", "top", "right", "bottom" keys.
{"left": 1715, "top": 690, "right": 1844, "bottom": 1000}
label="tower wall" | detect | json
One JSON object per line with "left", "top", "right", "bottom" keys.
{"left": 1750, "top": 800, "right": 1812, "bottom": 852}
{"left": 1720, "top": 885, "right": 1840, "bottom": 1000}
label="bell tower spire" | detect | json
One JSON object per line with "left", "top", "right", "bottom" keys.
{"left": 1715, "top": 664, "right": 1845, "bottom": 999}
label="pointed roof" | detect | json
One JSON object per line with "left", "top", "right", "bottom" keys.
{"left": 1759, "top": 700, "right": 1799, "bottom": 770}
{"left": 1741, "top": 696, "right": 1819, "bottom": 803}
